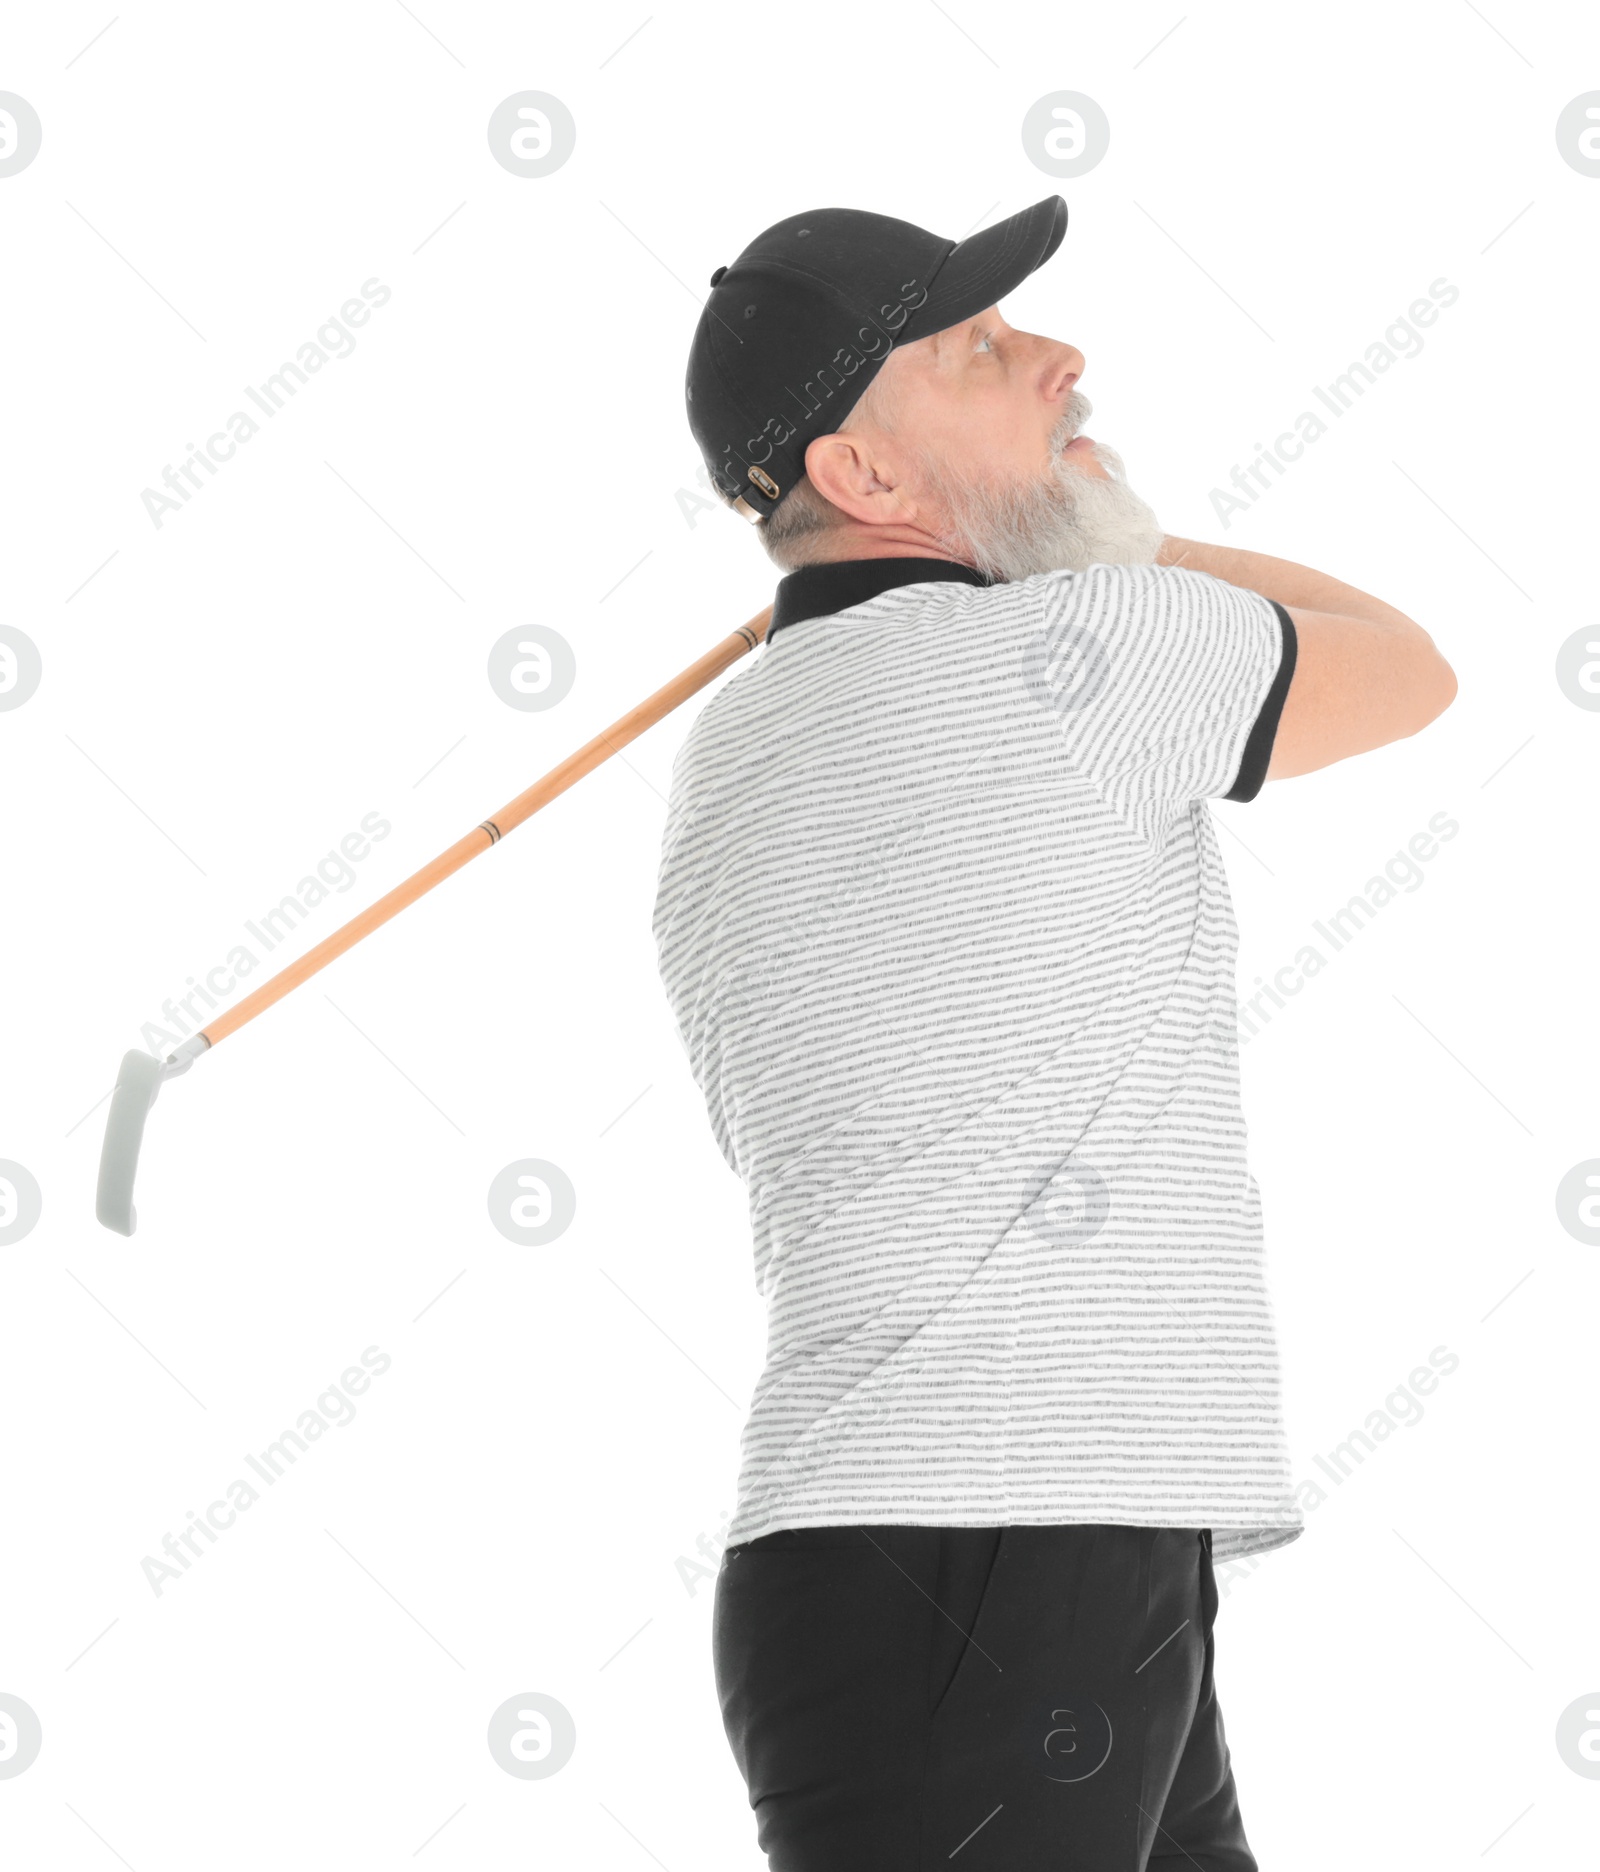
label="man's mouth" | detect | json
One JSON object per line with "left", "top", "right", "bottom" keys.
{"left": 1063, "top": 434, "right": 1095, "bottom": 456}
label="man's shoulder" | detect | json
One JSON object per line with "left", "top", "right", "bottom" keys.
{"left": 668, "top": 652, "right": 767, "bottom": 792}
{"left": 988, "top": 561, "right": 1226, "bottom": 604}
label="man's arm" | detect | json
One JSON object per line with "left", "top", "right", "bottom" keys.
{"left": 1155, "top": 536, "right": 1457, "bottom": 782}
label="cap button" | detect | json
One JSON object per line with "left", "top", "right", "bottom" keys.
{"left": 709, "top": 265, "right": 728, "bottom": 286}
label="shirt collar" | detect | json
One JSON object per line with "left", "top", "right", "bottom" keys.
{"left": 767, "top": 556, "right": 996, "bottom": 644}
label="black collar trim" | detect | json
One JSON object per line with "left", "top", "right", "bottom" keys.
{"left": 767, "top": 557, "right": 996, "bottom": 643}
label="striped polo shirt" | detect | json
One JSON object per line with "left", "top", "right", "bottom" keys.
{"left": 652, "top": 555, "right": 1303, "bottom": 1563}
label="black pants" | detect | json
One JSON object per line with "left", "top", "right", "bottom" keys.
{"left": 713, "top": 1523, "right": 1255, "bottom": 1871}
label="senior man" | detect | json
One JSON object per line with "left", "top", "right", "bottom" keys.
{"left": 652, "top": 196, "right": 1455, "bottom": 1872}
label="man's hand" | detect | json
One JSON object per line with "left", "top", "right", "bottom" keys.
{"left": 1155, "top": 535, "right": 1457, "bottom": 781}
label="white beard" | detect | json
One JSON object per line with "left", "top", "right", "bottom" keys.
{"left": 919, "top": 392, "right": 1165, "bottom": 582}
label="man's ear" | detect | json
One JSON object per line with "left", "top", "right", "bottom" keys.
{"left": 803, "top": 430, "right": 914, "bottom": 527}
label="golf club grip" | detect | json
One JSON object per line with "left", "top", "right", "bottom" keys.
{"left": 199, "top": 606, "right": 772, "bottom": 1050}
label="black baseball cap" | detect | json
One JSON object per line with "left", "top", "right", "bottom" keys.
{"left": 686, "top": 196, "right": 1068, "bottom": 523}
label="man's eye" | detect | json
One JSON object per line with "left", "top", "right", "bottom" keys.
{"left": 975, "top": 333, "right": 995, "bottom": 354}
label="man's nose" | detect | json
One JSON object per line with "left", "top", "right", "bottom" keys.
{"left": 1045, "top": 342, "right": 1084, "bottom": 401}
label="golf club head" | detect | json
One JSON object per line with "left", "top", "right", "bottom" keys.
{"left": 96, "top": 1038, "right": 207, "bottom": 1236}
{"left": 96, "top": 1051, "right": 166, "bottom": 1236}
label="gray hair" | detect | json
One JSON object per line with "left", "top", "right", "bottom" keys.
{"left": 730, "top": 368, "right": 904, "bottom": 574}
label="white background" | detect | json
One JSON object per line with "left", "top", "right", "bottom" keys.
{"left": 1, "top": 2, "right": 1596, "bottom": 1866}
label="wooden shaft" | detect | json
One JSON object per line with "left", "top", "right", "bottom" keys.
{"left": 200, "top": 606, "right": 772, "bottom": 1050}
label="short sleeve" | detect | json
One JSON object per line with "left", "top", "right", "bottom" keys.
{"left": 1027, "top": 562, "right": 1297, "bottom": 840}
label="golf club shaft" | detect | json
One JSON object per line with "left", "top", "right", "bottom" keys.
{"left": 197, "top": 606, "right": 772, "bottom": 1052}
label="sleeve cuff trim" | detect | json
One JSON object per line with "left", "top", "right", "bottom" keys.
{"left": 1225, "top": 600, "right": 1298, "bottom": 803}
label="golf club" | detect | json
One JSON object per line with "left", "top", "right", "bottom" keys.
{"left": 95, "top": 604, "right": 773, "bottom": 1236}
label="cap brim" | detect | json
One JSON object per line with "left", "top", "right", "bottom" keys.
{"left": 902, "top": 195, "right": 1068, "bottom": 342}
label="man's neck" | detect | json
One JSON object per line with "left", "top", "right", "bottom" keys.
{"left": 806, "top": 522, "right": 971, "bottom": 569}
